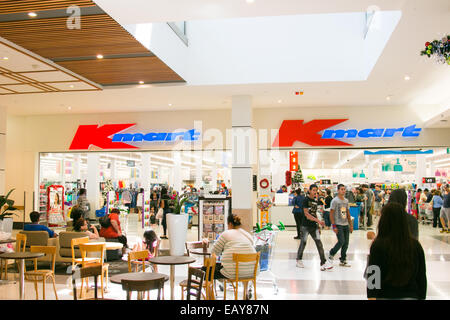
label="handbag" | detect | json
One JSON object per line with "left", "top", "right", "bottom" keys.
{"left": 156, "top": 208, "right": 164, "bottom": 220}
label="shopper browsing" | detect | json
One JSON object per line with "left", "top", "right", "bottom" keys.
{"left": 373, "top": 185, "right": 383, "bottom": 218}
{"left": 441, "top": 185, "right": 450, "bottom": 233}
{"left": 296, "top": 184, "right": 333, "bottom": 271}
{"left": 323, "top": 189, "right": 333, "bottom": 230}
{"left": 431, "top": 190, "right": 443, "bottom": 229}
{"left": 365, "top": 202, "right": 427, "bottom": 300}
{"left": 328, "top": 184, "right": 353, "bottom": 267}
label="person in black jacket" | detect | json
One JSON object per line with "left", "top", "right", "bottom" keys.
{"left": 292, "top": 189, "right": 305, "bottom": 239}
{"left": 365, "top": 202, "right": 427, "bottom": 300}
{"left": 388, "top": 189, "right": 419, "bottom": 240}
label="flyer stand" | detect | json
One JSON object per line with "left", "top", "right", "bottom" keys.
{"left": 46, "top": 185, "right": 65, "bottom": 227}
{"left": 142, "top": 190, "right": 151, "bottom": 229}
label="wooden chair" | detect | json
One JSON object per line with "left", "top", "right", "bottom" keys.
{"left": 24, "top": 246, "right": 58, "bottom": 300}
{"left": 78, "top": 243, "right": 109, "bottom": 299}
{"left": 72, "top": 264, "right": 113, "bottom": 300}
{"left": 127, "top": 248, "right": 167, "bottom": 300}
{"left": 180, "top": 253, "right": 217, "bottom": 300}
{"left": 2, "top": 233, "right": 27, "bottom": 280}
{"left": 223, "top": 252, "right": 260, "bottom": 300}
{"left": 71, "top": 237, "right": 98, "bottom": 268}
{"left": 186, "top": 267, "right": 205, "bottom": 301}
{"left": 185, "top": 241, "right": 206, "bottom": 266}
{"left": 121, "top": 277, "right": 165, "bottom": 300}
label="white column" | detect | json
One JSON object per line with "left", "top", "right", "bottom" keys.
{"left": 173, "top": 152, "right": 182, "bottom": 192}
{"left": 86, "top": 153, "right": 101, "bottom": 215}
{"left": 211, "top": 162, "right": 217, "bottom": 191}
{"left": 195, "top": 152, "right": 203, "bottom": 189}
{"left": 0, "top": 106, "right": 6, "bottom": 195}
{"left": 110, "top": 159, "right": 117, "bottom": 180}
{"left": 415, "top": 154, "right": 427, "bottom": 188}
{"left": 141, "top": 153, "right": 151, "bottom": 189}
{"left": 430, "top": 161, "right": 436, "bottom": 177}
{"left": 231, "top": 95, "right": 254, "bottom": 232}
{"left": 73, "top": 155, "right": 81, "bottom": 181}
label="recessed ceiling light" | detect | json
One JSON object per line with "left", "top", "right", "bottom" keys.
{"left": 246, "top": 0, "right": 255, "bottom": 3}
{"left": 139, "top": 81, "right": 144, "bottom": 84}
{"left": 28, "top": 12, "right": 37, "bottom": 17}
{"left": 2, "top": 57, "right": 8, "bottom": 60}
{"left": 386, "top": 96, "right": 391, "bottom": 101}
{"left": 69, "top": 85, "right": 74, "bottom": 88}
{"left": 67, "top": 107, "right": 72, "bottom": 110}
{"left": 277, "top": 99, "right": 282, "bottom": 103}
{"left": 168, "top": 103, "right": 172, "bottom": 106}
{"left": 404, "top": 75, "right": 410, "bottom": 81}
{"left": 96, "top": 54, "right": 104, "bottom": 59}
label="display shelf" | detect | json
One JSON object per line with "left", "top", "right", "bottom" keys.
{"left": 198, "top": 196, "right": 231, "bottom": 242}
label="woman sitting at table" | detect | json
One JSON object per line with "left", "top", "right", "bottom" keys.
{"left": 202, "top": 214, "right": 258, "bottom": 281}
{"left": 99, "top": 208, "right": 128, "bottom": 254}
{"left": 73, "top": 218, "right": 99, "bottom": 240}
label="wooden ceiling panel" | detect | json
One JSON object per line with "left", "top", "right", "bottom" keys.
{"left": 0, "top": 0, "right": 96, "bottom": 14}
{"left": 0, "top": 15, "right": 149, "bottom": 59}
{"left": 57, "top": 57, "right": 184, "bottom": 85}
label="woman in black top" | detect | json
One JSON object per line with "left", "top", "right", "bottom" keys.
{"left": 323, "top": 189, "right": 333, "bottom": 229}
{"left": 160, "top": 187, "right": 171, "bottom": 239}
{"left": 365, "top": 202, "right": 427, "bottom": 300}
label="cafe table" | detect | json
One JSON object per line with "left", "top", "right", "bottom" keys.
{"left": 148, "top": 256, "right": 196, "bottom": 300}
{"left": 189, "top": 248, "right": 213, "bottom": 265}
{"left": 0, "top": 252, "right": 44, "bottom": 299}
{"left": 110, "top": 272, "right": 169, "bottom": 300}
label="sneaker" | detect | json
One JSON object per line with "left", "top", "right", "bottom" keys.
{"left": 440, "top": 229, "right": 447, "bottom": 233}
{"left": 339, "top": 261, "right": 351, "bottom": 267}
{"left": 320, "top": 260, "right": 333, "bottom": 271}
{"left": 328, "top": 253, "right": 334, "bottom": 261}
{"left": 294, "top": 236, "right": 300, "bottom": 240}
{"left": 296, "top": 260, "right": 304, "bottom": 268}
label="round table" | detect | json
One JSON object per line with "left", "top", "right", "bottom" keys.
{"left": 111, "top": 272, "right": 169, "bottom": 300}
{"left": 0, "top": 252, "right": 44, "bottom": 300}
{"left": 148, "top": 256, "right": 196, "bottom": 300}
{"left": 189, "top": 248, "right": 212, "bottom": 265}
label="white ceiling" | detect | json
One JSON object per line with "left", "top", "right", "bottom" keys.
{"left": 1, "top": 0, "right": 449, "bottom": 125}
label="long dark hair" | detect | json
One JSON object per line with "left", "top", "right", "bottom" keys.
{"left": 143, "top": 230, "right": 158, "bottom": 254}
{"left": 388, "top": 189, "right": 407, "bottom": 208}
{"left": 372, "top": 202, "right": 417, "bottom": 286}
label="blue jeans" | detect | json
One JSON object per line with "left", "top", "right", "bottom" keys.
{"left": 329, "top": 225, "right": 350, "bottom": 262}
{"left": 323, "top": 210, "right": 331, "bottom": 227}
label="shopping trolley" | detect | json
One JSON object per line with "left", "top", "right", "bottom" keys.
{"left": 252, "top": 228, "right": 280, "bottom": 296}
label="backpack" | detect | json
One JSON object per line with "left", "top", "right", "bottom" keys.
{"left": 99, "top": 214, "right": 111, "bottom": 228}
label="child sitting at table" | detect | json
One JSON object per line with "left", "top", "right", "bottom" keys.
{"left": 132, "top": 230, "right": 160, "bottom": 272}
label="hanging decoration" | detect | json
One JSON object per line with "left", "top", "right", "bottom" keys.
{"left": 289, "top": 151, "right": 299, "bottom": 171}
{"left": 285, "top": 170, "right": 292, "bottom": 187}
{"left": 420, "top": 35, "right": 450, "bottom": 65}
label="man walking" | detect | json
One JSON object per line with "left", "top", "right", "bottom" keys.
{"left": 296, "top": 184, "right": 333, "bottom": 271}
{"left": 328, "top": 184, "right": 353, "bottom": 267}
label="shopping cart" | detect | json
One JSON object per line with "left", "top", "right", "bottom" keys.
{"left": 253, "top": 228, "right": 280, "bottom": 295}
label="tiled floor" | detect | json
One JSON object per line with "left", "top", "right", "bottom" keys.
{"left": 1, "top": 214, "right": 449, "bottom": 300}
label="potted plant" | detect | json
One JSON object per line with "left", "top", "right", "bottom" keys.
{"left": 0, "top": 189, "right": 18, "bottom": 234}
{"left": 166, "top": 194, "right": 189, "bottom": 256}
